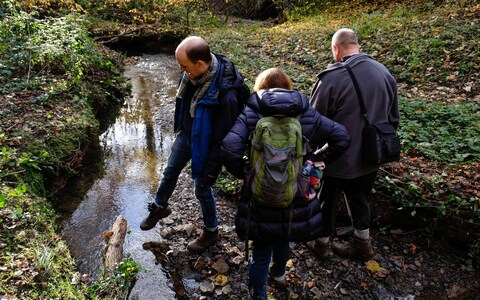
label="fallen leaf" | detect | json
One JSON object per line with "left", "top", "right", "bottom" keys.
{"left": 409, "top": 244, "right": 417, "bottom": 254}
{"left": 286, "top": 259, "right": 294, "bottom": 268}
{"left": 194, "top": 257, "right": 207, "bottom": 272}
{"left": 199, "top": 281, "right": 215, "bottom": 293}
{"left": 213, "top": 274, "right": 228, "bottom": 286}
{"left": 365, "top": 260, "right": 381, "bottom": 273}
{"left": 103, "top": 231, "right": 113, "bottom": 238}
{"left": 390, "top": 228, "right": 403, "bottom": 235}
{"left": 212, "top": 259, "right": 229, "bottom": 274}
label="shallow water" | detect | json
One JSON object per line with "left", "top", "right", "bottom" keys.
{"left": 59, "top": 54, "right": 179, "bottom": 299}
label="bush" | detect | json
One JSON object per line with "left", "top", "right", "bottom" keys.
{"left": 0, "top": 9, "right": 98, "bottom": 92}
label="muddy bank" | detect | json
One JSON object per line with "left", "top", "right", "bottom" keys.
{"left": 91, "top": 25, "right": 185, "bottom": 56}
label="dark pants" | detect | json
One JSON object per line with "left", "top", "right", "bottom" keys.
{"left": 319, "top": 171, "right": 377, "bottom": 237}
{"left": 249, "top": 239, "right": 290, "bottom": 299}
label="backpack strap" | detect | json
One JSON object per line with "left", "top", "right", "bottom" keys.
{"left": 344, "top": 63, "right": 371, "bottom": 125}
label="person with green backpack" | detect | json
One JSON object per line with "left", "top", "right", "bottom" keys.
{"left": 221, "top": 68, "right": 351, "bottom": 299}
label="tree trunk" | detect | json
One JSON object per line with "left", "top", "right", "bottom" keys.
{"left": 103, "top": 215, "right": 128, "bottom": 271}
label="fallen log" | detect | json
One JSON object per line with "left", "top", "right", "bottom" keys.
{"left": 103, "top": 215, "right": 128, "bottom": 271}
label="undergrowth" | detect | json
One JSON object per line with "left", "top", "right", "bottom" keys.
{"left": 206, "top": 0, "right": 480, "bottom": 261}
{"left": 0, "top": 1, "right": 132, "bottom": 298}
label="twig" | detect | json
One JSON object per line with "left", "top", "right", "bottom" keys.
{"left": 334, "top": 267, "right": 353, "bottom": 290}
{"left": 94, "top": 25, "right": 147, "bottom": 44}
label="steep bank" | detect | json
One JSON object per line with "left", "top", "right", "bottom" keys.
{"left": 0, "top": 11, "right": 130, "bottom": 297}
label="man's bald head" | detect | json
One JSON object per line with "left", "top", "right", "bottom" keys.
{"left": 176, "top": 36, "right": 212, "bottom": 64}
{"left": 175, "top": 36, "right": 212, "bottom": 79}
{"left": 331, "top": 28, "right": 360, "bottom": 62}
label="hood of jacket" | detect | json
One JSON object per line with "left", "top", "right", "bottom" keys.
{"left": 214, "top": 54, "right": 248, "bottom": 97}
{"left": 246, "top": 88, "right": 309, "bottom": 117}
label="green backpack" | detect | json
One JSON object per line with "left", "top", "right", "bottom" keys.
{"left": 247, "top": 114, "right": 307, "bottom": 208}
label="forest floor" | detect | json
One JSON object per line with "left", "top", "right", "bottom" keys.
{"left": 142, "top": 173, "right": 480, "bottom": 300}
{"left": 139, "top": 95, "right": 479, "bottom": 300}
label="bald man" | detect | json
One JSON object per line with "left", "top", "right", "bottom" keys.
{"left": 140, "top": 36, "right": 249, "bottom": 254}
{"left": 309, "top": 28, "right": 399, "bottom": 261}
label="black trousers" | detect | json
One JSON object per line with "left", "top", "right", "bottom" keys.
{"left": 319, "top": 171, "right": 378, "bottom": 237}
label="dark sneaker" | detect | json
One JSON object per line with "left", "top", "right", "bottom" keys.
{"left": 139, "top": 203, "right": 172, "bottom": 231}
{"left": 186, "top": 228, "right": 219, "bottom": 253}
{"left": 332, "top": 236, "right": 374, "bottom": 261}
{"left": 306, "top": 239, "right": 331, "bottom": 260}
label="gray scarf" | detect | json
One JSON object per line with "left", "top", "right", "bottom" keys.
{"left": 175, "top": 53, "right": 219, "bottom": 118}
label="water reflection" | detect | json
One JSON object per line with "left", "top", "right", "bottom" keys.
{"left": 60, "top": 54, "right": 179, "bottom": 299}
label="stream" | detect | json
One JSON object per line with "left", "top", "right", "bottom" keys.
{"left": 56, "top": 54, "right": 180, "bottom": 299}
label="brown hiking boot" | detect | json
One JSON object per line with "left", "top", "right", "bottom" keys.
{"left": 269, "top": 274, "right": 287, "bottom": 289}
{"left": 187, "top": 228, "right": 219, "bottom": 253}
{"left": 306, "top": 240, "right": 331, "bottom": 260}
{"left": 332, "top": 236, "right": 374, "bottom": 261}
{"left": 269, "top": 265, "right": 287, "bottom": 289}
{"left": 140, "top": 203, "right": 172, "bottom": 231}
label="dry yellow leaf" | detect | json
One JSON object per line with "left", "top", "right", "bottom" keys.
{"left": 365, "top": 260, "right": 381, "bottom": 273}
{"left": 213, "top": 274, "right": 228, "bottom": 286}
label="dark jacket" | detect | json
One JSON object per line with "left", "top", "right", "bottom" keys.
{"left": 174, "top": 54, "right": 249, "bottom": 185}
{"left": 310, "top": 53, "right": 399, "bottom": 178}
{"left": 221, "top": 89, "right": 351, "bottom": 242}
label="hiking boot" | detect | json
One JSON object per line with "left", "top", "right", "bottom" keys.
{"left": 332, "top": 236, "right": 374, "bottom": 261}
{"left": 269, "top": 274, "right": 287, "bottom": 289}
{"left": 187, "top": 228, "right": 219, "bottom": 253}
{"left": 269, "top": 266, "right": 287, "bottom": 289}
{"left": 139, "top": 202, "right": 172, "bottom": 231}
{"left": 306, "top": 240, "right": 331, "bottom": 260}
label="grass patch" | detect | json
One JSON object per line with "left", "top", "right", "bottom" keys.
{"left": 399, "top": 98, "right": 480, "bottom": 163}
{"left": 0, "top": 185, "right": 83, "bottom": 299}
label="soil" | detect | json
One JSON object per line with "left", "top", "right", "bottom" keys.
{"left": 141, "top": 172, "right": 480, "bottom": 300}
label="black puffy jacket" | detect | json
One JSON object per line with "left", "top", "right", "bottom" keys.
{"left": 221, "top": 89, "right": 351, "bottom": 242}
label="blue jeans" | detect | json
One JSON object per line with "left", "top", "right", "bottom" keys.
{"left": 154, "top": 131, "right": 218, "bottom": 228}
{"left": 249, "top": 239, "right": 290, "bottom": 299}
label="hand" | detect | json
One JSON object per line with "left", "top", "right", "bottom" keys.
{"left": 313, "top": 161, "right": 325, "bottom": 170}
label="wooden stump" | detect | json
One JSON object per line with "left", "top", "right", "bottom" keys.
{"left": 103, "top": 215, "right": 128, "bottom": 271}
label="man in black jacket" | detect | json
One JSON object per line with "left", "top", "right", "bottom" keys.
{"left": 309, "top": 28, "right": 399, "bottom": 261}
{"left": 140, "top": 36, "right": 249, "bottom": 254}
